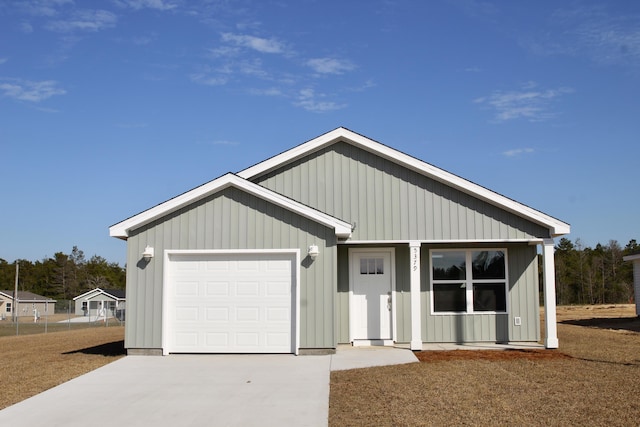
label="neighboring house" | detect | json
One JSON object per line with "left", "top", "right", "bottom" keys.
{"left": 110, "top": 127, "right": 570, "bottom": 355}
{"left": 73, "top": 288, "right": 126, "bottom": 318}
{"left": 0, "top": 291, "right": 57, "bottom": 319}
{"left": 623, "top": 252, "right": 640, "bottom": 316}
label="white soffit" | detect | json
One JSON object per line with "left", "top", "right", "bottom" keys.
{"left": 109, "top": 173, "right": 351, "bottom": 239}
{"left": 237, "top": 127, "right": 570, "bottom": 237}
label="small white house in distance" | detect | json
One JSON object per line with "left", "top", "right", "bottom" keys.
{"left": 0, "top": 291, "right": 57, "bottom": 319}
{"left": 73, "top": 288, "right": 126, "bottom": 318}
{"left": 623, "top": 253, "right": 640, "bottom": 316}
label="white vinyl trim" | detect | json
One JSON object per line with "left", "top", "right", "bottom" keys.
{"left": 238, "top": 127, "right": 569, "bottom": 236}
{"left": 110, "top": 173, "right": 351, "bottom": 239}
{"left": 162, "top": 249, "right": 300, "bottom": 355}
{"left": 343, "top": 238, "right": 544, "bottom": 245}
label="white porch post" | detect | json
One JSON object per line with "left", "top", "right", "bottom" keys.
{"left": 409, "top": 241, "right": 422, "bottom": 350}
{"left": 542, "top": 238, "right": 559, "bottom": 349}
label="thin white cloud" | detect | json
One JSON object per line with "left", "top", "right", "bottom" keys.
{"left": 306, "top": 58, "right": 355, "bottom": 75}
{"left": 220, "top": 33, "right": 286, "bottom": 54}
{"left": 189, "top": 72, "right": 228, "bottom": 86}
{"left": 294, "top": 88, "right": 346, "bottom": 113}
{"left": 21, "top": 22, "right": 34, "bottom": 33}
{"left": 474, "top": 82, "right": 573, "bottom": 122}
{"left": 0, "top": 58, "right": 7, "bottom": 65}
{"left": 45, "top": 9, "right": 117, "bottom": 33}
{"left": 114, "top": 0, "right": 179, "bottom": 11}
{"left": 527, "top": 5, "right": 640, "bottom": 68}
{"left": 248, "top": 87, "right": 283, "bottom": 97}
{"left": 0, "top": 78, "right": 66, "bottom": 102}
{"left": 17, "top": 0, "right": 74, "bottom": 17}
{"left": 503, "top": 148, "right": 534, "bottom": 157}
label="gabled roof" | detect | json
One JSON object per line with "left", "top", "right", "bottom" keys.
{"left": 73, "top": 288, "right": 126, "bottom": 301}
{"left": 238, "top": 127, "right": 570, "bottom": 237}
{"left": 623, "top": 252, "right": 640, "bottom": 262}
{"left": 0, "top": 291, "right": 57, "bottom": 302}
{"left": 110, "top": 173, "right": 353, "bottom": 240}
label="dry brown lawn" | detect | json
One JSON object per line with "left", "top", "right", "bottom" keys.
{"left": 330, "top": 304, "right": 640, "bottom": 426}
{"left": 2, "top": 305, "right": 639, "bottom": 426}
{"left": 0, "top": 324, "right": 124, "bottom": 410}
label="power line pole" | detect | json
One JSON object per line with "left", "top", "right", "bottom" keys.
{"left": 14, "top": 262, "right": 19, "bottom": 335}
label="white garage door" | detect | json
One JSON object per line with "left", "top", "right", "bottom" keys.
{"left": 165, "top": 252, "right": 296, "bottom": 354}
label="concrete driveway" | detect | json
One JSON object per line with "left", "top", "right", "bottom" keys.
{"left": 0, "top": 347, "right": 417, "bottom": 427}
{"left": 0, "top": 354, "right": 331, "bottom": 427}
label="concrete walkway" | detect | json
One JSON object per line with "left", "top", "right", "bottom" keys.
{"left": 0, "top": 347, "right": 417, "bottom": 427}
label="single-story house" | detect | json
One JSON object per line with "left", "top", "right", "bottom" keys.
{"left": 73, "top": 288, "right": 126, "bottom": 318}
{"left": 0, "top": 291, "right": 57, "bottom": 319}
{"left": 110, "top": 127, "right": 570, "bottom": 355}
{"left": 623, "top": 252, "right": 640, "bottom": 316}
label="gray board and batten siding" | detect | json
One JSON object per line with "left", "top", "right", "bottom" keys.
{"left": 251, "top": 141, "right": 550, "bottom": 242}
{"left": 125, "top": 186, "right": 339, "bottom": 352}
{"left": 255, "top": 141, "right": 546, "bottom": 344}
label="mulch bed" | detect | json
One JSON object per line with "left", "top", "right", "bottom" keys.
{"left": 415, "top": 349, "right": 573, "bottom": 362}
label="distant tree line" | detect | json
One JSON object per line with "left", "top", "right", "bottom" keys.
{"left": 552, "top": 238, "right": 638, "bottom": 305}
{"left": 0, "top": 246, "right": 125, "bottom": 301}
{"left": 0, "top": 240, "right": 637, "bottom": 306}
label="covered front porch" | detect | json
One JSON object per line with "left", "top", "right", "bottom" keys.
{"left": 337, "top": 239, "right": 560, "bottom": 350}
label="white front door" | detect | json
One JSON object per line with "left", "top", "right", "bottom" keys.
{"left": 350, "top": 249, "right": 393, "bottom": 341}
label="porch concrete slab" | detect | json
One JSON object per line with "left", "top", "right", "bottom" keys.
{"left": 330, "top": 345, "right": 419, "bottom": 371}
{"left": 0, "top": 354, "right": 331, "bottom": 427}
{"left": 420, "top": 342, "right": 545, "bottom": 351}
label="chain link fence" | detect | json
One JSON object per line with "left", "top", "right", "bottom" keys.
{"left": 0, "top": 299, "right": 124, "bottom": 337}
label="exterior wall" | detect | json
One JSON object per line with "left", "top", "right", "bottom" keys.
{"left": 337, "top": 243, "right": 539, "bottom": 344}
{"left": 11, "top": 301, "right": 56, "bottom": 318}
{"left": 0, "top": 296, "right": 10, "bottom": 320}
{"left": 421, "top": 243, "right": 540, "bottom": 343}
{"left": 125, "top": 186, "right": 338, "bottom": 351}
{"left": 253, "top": 142, "right": 550, "bottom": 241}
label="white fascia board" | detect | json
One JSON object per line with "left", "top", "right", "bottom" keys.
{"left": 72, "top": 288, "right": 102, "bottom": 301}
{"left": 110, "top": 173, "right": 352, "bottom": 239}
{"left": 238, "top": 127, "right": 570, "bottom": 236}
{"left": 624, "top": 254, "right": 640, "bottom": 262}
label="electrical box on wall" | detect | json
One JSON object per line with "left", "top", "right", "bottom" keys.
{"left": 514, "top": 317, "right": 522, "bottom": 326}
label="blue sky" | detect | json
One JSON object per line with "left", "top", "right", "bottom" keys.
{"left": 1, "top": 0, "right": 639, "bottom": 266}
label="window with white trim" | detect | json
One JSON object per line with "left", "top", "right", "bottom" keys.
{"left": 431, "top": 249, "right": 507, "bottom": 313}
{"left": 360, "top": 258, "right": 384, "bottom": 275}
{"left": 6, "top": 302, "right": 12, "bottom": 313}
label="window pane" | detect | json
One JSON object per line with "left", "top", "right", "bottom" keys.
{"left": 472, "top": 251, "right": 505, "bottom": 279}
{"left": 473, "top": 283, "right": 506, "bottom": 312}
{"left": 433, "top": 283, "right": 467, "bottom": 312}
{"left": 376, "top": 258, "right": 384, "bottom": 274}
{"left": 361, "top": 258, "right": 384, "bottom": 275}
{"left": 432, "top": 252, "right": 466, "bottom": 280}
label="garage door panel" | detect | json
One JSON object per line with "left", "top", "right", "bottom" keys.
{"left": 206, "top": 281, "right": 229, "bottom": 296}
{"left": 167, "top": 252, "right": 295, "bottom": 354}
{"left": 206, "top": 307, "right": 229, "bottom": 321}
{"left": 175, "top": 281, "right": 199, "bottom": 296}
{"left": 236, "top": 282, "right": 259, "bottom": 296}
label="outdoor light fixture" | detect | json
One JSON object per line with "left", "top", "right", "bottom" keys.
{"left": 142, "top": 245, "right": 154, "bottom": 260}
{"left": 308, "top": 244, "right": 319, "bottom": 260}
